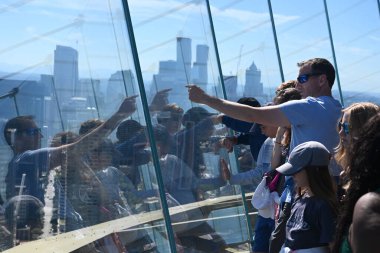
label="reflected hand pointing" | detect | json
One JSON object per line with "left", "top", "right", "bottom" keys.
{"left": 150, "top": 88, "right": 171, "bottom": 111}
{"left": 117, "top": 95, "right": 138, "bottom": 116}
{"left": 186, "top": 84, "right": 208, "bottom": 104}
{"left": 221, "top": 136, "right": 236, "bottom": 153}
{"left": 220, "top": 158, "right": 231, "bottom": 181}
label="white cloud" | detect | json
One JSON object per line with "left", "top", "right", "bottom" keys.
{"left": 337, "top": 45, "right": 370, "bottom": 56}
{"left": 369, "top": 35, "right": 380, "bottom": 42}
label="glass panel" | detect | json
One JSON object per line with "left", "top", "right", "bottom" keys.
{"left": 129, "top": 0, "right": 251, "bottom": 251}
{"left": 326, "top": 0, "right": 380, "bottom": 106}
{"left": 210, "top": 0, "right": 284, "bottom": 104}
{"left": 0, "top": 1, "right": 169, "bottom": 251}
{"left": 209, "top": 0, "right": 286, "bottom": 250}
{"left": 271, "top": 0, "right": 333, "bottom": 83}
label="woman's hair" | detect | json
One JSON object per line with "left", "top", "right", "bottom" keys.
{"left": 273, "top": 87, "right": 301, "bottom": 105}
{"left": 275, "top": 80, "right": 297, "bottom": 94}
{"left": 335, "top": 102, "right": 379, "bottom": 170}
{"left": 332, "top": 112, "right": 380, "bottom": 253}
{"left": 304, "top": 165, "right": 339, "bottom": 215}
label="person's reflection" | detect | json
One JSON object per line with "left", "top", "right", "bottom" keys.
{"left": 173, "top": 107, "right": 215, "bottom": 180}
{"left": 115, "top": 119, "right": 150, "bottom": 188}
{"left": 2, "top": 96, "right": 137, "bottom": 246}
{"left": 87, "top": 139, "right": 157, "bottom": 253}
{"left": 153, "top": 124, "right": 226, "bottom": 252}
{"left": 157, "top": 103, "right": 184, "bottom": 135}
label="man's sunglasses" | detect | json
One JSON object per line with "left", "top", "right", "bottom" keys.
{"left": 338, "top": 122, "right": 350, "bottom": 135}
{"left": 16, "top": 128, "right": 42, "bottom": 136}
{"left": 297, "top": 72, "right": 323, "bottom": 84}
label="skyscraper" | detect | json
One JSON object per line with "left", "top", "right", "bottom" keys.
{"left": 53, "top": 45, "right": 79, "bottom": 103}
{"left": 192, "top": 44, "right": 209, "bottom": 88}
{"left": 151, "top": 37, "right": 209, "bottom": 110}
{"left": 243, "top": 61, "right": 263, "bottom": 98}
{"left": 176, "top": 37, "right": 192, "bottom": 83}
{"left": 223, "top": 75, "right": 238, "bottom": 102}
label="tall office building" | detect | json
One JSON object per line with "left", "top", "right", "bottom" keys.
{"left": 176, "top": 37, "right": 192, "bottom": 82}
{"left": 53, "top": 45, "right": 79, "bottom": 103}
{"left": 192, "top": 44, "right": 209, "bottom": 87}
{"left": 151, "top": 38, "right": 209, "bottom": 110}
{"left": 106, "top": 70, "right": 137, "bottom": 114}
{"left": 243, "top": 61, "right": 263, "bottom": 98}
{"left": 223, "top": 75, "right": 238, "bottom": 102}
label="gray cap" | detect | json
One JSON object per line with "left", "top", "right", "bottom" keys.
{"left": 276, "top": 141, "right": 331, "bottom": 175}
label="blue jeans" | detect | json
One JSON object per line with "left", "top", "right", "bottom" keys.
{"left": 252, "top": 215, "right": 275, "bottom": 252}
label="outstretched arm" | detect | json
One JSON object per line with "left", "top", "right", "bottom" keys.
{"left": 49, "top": 96, "right": 138, "bottom": 168}
{"left": 187, "top": 85, "right": 290, "bottom": 127}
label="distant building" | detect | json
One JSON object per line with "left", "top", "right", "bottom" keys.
{"left": 53, "top": 45, "right": 78, "bottom": 103}
{"left": 223, "top": 75, "right": 238, "bottom": 102}
{"left": 106, "top": 70, "right": 143, "bottom": 119}
{"left": 192, "top": 44, "right": 209, "bottom": 87}
{"left": 152, "top": 37, "right": 209, "bottom": 109}
{"left": 176, "top": 37, "right": 192, "bottom": 83}
{"left": 243, "top": 61, "right": 263, "bottom": 98}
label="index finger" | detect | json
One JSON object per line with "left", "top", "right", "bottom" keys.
{"left": 126, "top": 95, "right": 139, "bottom": 100}
{"left": 158, "top": 88, "right": 172, "bottom": 93}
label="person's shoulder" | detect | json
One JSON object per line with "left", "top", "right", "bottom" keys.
{"left": 316, "top": 96, "right": 342, "bottom": 106}
{"left": 281, "top": 97, "right": 309, "bottom": 106}
{"left": 305, "top": 195, "right": 332, "bottom": 210}
{"left": 350, "top": 191, "right": 380, "bottom": 252}
{"left": 16, "top": 148, "right": 51, "bottom": 161}
{"left": 263, "top": 137, "right": 274, "bottom": 146}
{"left": 354, "top": 192, "right": 380, "bottom": 216}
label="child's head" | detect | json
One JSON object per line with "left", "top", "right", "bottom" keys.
{"left": 277, "top": 141, "right": 338, "bottom": 212}
{"left": 276, "top": 141, "right": 331, "bottom": 177}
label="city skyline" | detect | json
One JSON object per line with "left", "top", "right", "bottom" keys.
{"left": 0, "top": 1, "right": 378, "bottom": 96}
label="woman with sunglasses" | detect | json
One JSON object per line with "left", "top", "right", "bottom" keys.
{"left": 332, "top": 113, "right": 380, "bottom": 253}
{"left": 334, "top": 102, "right": 379, "bottom": 198}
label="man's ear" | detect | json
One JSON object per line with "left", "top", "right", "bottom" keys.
{"left": 319, "top": 74, "right": 328, "bottom": 87}
{"left": 5, "top": 128, "right": 16, "bottom": 146}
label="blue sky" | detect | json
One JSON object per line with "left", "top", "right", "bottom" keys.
{"left": 0, "top": 0, "right": 379, "bottom": 95}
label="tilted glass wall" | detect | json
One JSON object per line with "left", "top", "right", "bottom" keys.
{"left": 0, "top": 1, "right": 170, "bottom": 252}
{"left": 1, "top": 0, "right": 379, "bottom": 252}
{"left": 128, "top": 0, "right": 251, "bottom": 251}
{"left": 210, "top": 0, "right": 284, "bottom": 104}
{"left": 271, "top": 0, "right": 341, "bottom": 96}
{"left": 326, "top": 0, "right": 380, "bottom": 105}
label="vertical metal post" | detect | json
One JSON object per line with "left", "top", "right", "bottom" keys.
{"left": 13, "top": 96, "right": 20, "bottom": 116}
{"left": 323, "top": 0, "right": 344, "bottom": 106}
{"left": 267, "top": 0, "right": 285, "bottom": 82}
{"left": 51, "top": 79, "right": 65, "bottom": 131}
{"left": 205, "top": 0, "right": 255, "bottom": 245}
{"left": 120, "top": 1, "right": 177, "bottom": 252}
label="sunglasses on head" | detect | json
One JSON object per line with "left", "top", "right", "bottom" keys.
{"left": 16, "top": 128, "right": 42, "bottom": 136}
{"left": 297, "top": 72, "right": 323, "bottom": 84}
{"left": 338, "top": 122, "right": 350, "bottom": 135}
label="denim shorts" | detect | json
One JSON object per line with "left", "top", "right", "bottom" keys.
{"left": 252, "top": 215, "right": 275, "bottom": 252}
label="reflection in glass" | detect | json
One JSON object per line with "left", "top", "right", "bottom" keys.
{"left": 0, "top": 0, "right": 167, "bottom": 252}
{"left": 129, "top": 0, "right": 251, "bottom": 251}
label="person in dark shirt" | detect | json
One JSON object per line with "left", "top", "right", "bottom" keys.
{"left": 276, "top": 141, "right": 338, "bottom": 252}
{"left": 216, "top": 97, "right": 266, "bottom": 167}
{"left": 173, "top": 107, "right": 215, "bottom": 179}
